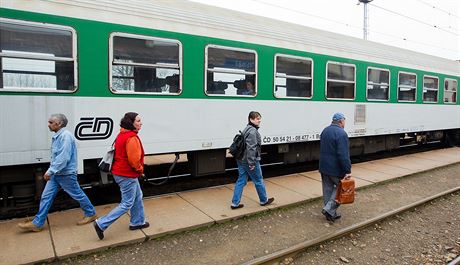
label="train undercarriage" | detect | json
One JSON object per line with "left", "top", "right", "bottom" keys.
{"left": 0, "top": 129, "right": 458, "bottom": 220}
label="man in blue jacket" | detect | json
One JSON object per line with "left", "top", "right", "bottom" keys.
{"left": 18, "top": 114, "right": 97, "bottom": 232}
{"left": 319, "top": 112, "right": 351, "bottom": 222}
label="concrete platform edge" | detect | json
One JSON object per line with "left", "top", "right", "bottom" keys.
{"left": 54, "top": 237, "right": 146, "bottom": 260}
{"left": 147, "top": 221, "right": 215, "bottom": 240}
{"left": 354, "top": 161, "right": 460, "bottom": 191}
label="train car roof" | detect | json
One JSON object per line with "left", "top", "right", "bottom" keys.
{"left": 2, "top": 0, "right": 459, "bottom": 76}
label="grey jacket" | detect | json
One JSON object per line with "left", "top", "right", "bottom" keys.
{"left": 240, "top": 123, "right": 261, "bottom": 166}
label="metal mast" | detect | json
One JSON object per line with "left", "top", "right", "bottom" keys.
{"left": 358, "top": 0, "right": 373, "bottom": 40}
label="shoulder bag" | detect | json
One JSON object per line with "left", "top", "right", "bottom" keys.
{"left": 98, "top": 140, "right": 116, "bottom": 173}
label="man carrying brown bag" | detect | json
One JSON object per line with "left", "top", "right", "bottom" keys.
{"left": 319, "top": 113, "right": 352, "bottom": 222}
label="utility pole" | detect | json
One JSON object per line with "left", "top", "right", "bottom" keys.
{"left": 358, "top": 0, "right": 373, "bottom": 40}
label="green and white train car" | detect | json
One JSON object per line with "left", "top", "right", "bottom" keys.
{"left": 1, "top": 0, "right": 459, "bottom": 189}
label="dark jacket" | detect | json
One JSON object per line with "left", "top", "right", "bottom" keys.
{"left": 240, "top": 123, "right": 261, "bottom": 166}
{"left": 319, "top": 124, "right": 351, "bottom": 178}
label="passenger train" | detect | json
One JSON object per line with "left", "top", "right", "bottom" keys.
{"left": 0, "top": 0, "right": 459, "bottom": 215}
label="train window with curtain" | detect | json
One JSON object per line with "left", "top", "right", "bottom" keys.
{"left": 0, "top": 18, "right": 77, "bottom": 92}
{"left": 274, "top": 54, "right": 312, "bottom": 98}
{"left": 205, "top": 45, "right": 256, "bottom": 96}
{"left": 326, "top": 62, "right": 355, "bottom": 100}
{"left": 110, "top": 33, "right": 182, "bottom": 94}
{"left": 398, "top": 72, "right": 417, "bottom": 102}
{"left": 444, "top": 78, "right": 457, "bottom": 104}
{"left": 366, "top": 67, "right": 390, "bottom": 101}
{"left": 422, "top": 75, "right": 439, "bottom": 103}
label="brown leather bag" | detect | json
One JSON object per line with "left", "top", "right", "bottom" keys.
{"left": 335, "top": 177, "right": 355, "bottom": 204}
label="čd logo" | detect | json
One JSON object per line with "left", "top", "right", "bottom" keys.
{"left": 75, "top": 117, "right": 113, "bottom": 140}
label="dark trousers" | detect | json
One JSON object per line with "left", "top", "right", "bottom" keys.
{"left": 321, "top": 173, "right": 340, "bottom": 217}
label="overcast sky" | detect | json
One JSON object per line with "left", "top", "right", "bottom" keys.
{"left": 190, "top": 0, "right": 459, "bottom": 60}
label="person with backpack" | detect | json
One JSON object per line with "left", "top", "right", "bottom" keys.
{"left": 230, "top": 111, "right": 274, "bottom": 209}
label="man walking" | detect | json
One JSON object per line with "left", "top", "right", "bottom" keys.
{"left": 18, "top": 114, "right": 97, "bottom": 232}
{"left": 319, "top": 113, "right": 351, "bottom": 222}
{"left": 230, "top": 111, "right": 274, "bottom": 209}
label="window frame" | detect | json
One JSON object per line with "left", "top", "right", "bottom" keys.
{"left": 0, "top": 18, "right": 78, "bottom": 93}
{"left": 273, "top": 53, "right": 313, "bottom": 99}
{"left": 444, "top": 78, "right": 458, "bottom": 104}
{"left": 366, "top": 66, "right": 390, "bottom": 102}
{"left": 325, "top": 61, "right": 356, "bottom": 101}
{"left": 397, "top": 71, "right": 417, "bottom": 102}
{"left": 204, "top": 44, "right": 257, "bottom": 97}
{"left": 108, "top": 32, "right": 183, "bottom": 95}
{"left": 422, "top": 75, "right": 439, "bottom": 103}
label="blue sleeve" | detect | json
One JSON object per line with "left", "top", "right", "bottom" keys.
{"left": 336, "top": 132, "right": 351, "bottom": 175}
{"left": 47, "top": 134, "right": 72, "bottom": 175}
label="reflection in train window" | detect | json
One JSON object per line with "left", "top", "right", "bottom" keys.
{"left": 398, "top": 72, "right": 417, "bottom": 102}
{"left": 0, "top": 19, "right": 76, "bottom": 92}
{"left": 422, "top": 75, "right": 438, "bottom": 103}
{"left": 205, "top": 45, "right": 257, "bottom": 96}
{"left": 444, "top": 78, "right": 457, "bottom": 104}
{"left": 367, "top": 67, "right": 389, "bottom": 101}
{"left": 110, "top": 33, "right": 181, "bottom": 94}
{"left": 326, "top": 62, "right": 355, "bottom": 100}
{"left": 274, "top": 55, "right": 312, "bottom": 98}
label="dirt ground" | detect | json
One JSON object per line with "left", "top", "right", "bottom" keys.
{"left": 55, "top": 163, "right": 460, "bottom": 265}
{"left": 294, "top": 192, "right": 460, "bottom": 265}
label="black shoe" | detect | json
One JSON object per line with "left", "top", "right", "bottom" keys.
{"left": 322, "top": 210, "right": 335, "bottom": 222}
{"left": 93, "top": 221, "right": 104, "bottom": 240}
{"left": 261, "top": 197, "right": 274, "bottom": 206}
{"left": 230, "top": 204, "right": 244, "bottom": 210}
{"left": 129, "top": 222, "right": 150, "bottom": 230}
{"left": 334, "top": 213, "right": 342, "bottom": 220}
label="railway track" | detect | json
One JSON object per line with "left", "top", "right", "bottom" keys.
{"left": 243, "top": 187, "right": 460, "bottom": 265}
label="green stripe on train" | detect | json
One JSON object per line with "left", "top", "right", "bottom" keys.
{"left": 1, "top": 8, "right": 459, "bottom": 105}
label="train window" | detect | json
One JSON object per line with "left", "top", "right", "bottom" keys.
{"left": 274, "top": 54, "right": 312, "bottom": 99}
{"left": 205, "top": 45, "right": 256, "bottom": 96}
{"left": 0, "top": 18, "right": 77, "bottom": 92}
{"left": 366, "top": 67, "right": 389, "bottom": 101}
{"left": 109, "top": 33, "right": 181, "bottom": 94}
{"left": 326, "top": 62, "right": 355, "bottom": 100}
{"left": 444, "top": 78, "right": 457, "bottom": 104}
{"left": 422, "top": 75, "right": 439, "bottom": 103}
{"left": 398, "top": 72, "right": 417, "bottom": 102}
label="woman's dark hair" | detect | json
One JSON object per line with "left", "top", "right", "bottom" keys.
{"left": 120, "top": 112, "right": 139, "bottom": 130}
{"left": 248, "top": 111, "right": 261, "bottom": 122}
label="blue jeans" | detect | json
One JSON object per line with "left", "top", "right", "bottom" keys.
{"left": 232, "top": 161, "right": 268, "bottom": 206}
{"left": 33, "top": 174, "right": 96, "bottom": 228}
{"left": 321, "top": 173, "right": 340, "bottom": 217}
{"left": 95, "top": 175, "right": 145, "bottom": 231}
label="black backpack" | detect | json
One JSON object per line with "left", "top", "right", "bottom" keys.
{"left": 229, "top": 130, "right": 246, "bottom": 160}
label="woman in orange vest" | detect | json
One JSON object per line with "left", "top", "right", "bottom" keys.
{"left": 94, "top": 112, "right": 148, "bottom": 240}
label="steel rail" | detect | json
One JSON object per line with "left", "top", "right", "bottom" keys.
{"left": 242, "top": 186, "right": 460, "bottom": 265}
{"left": 447, "top": 255, "right": 460, "bottom": 265}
